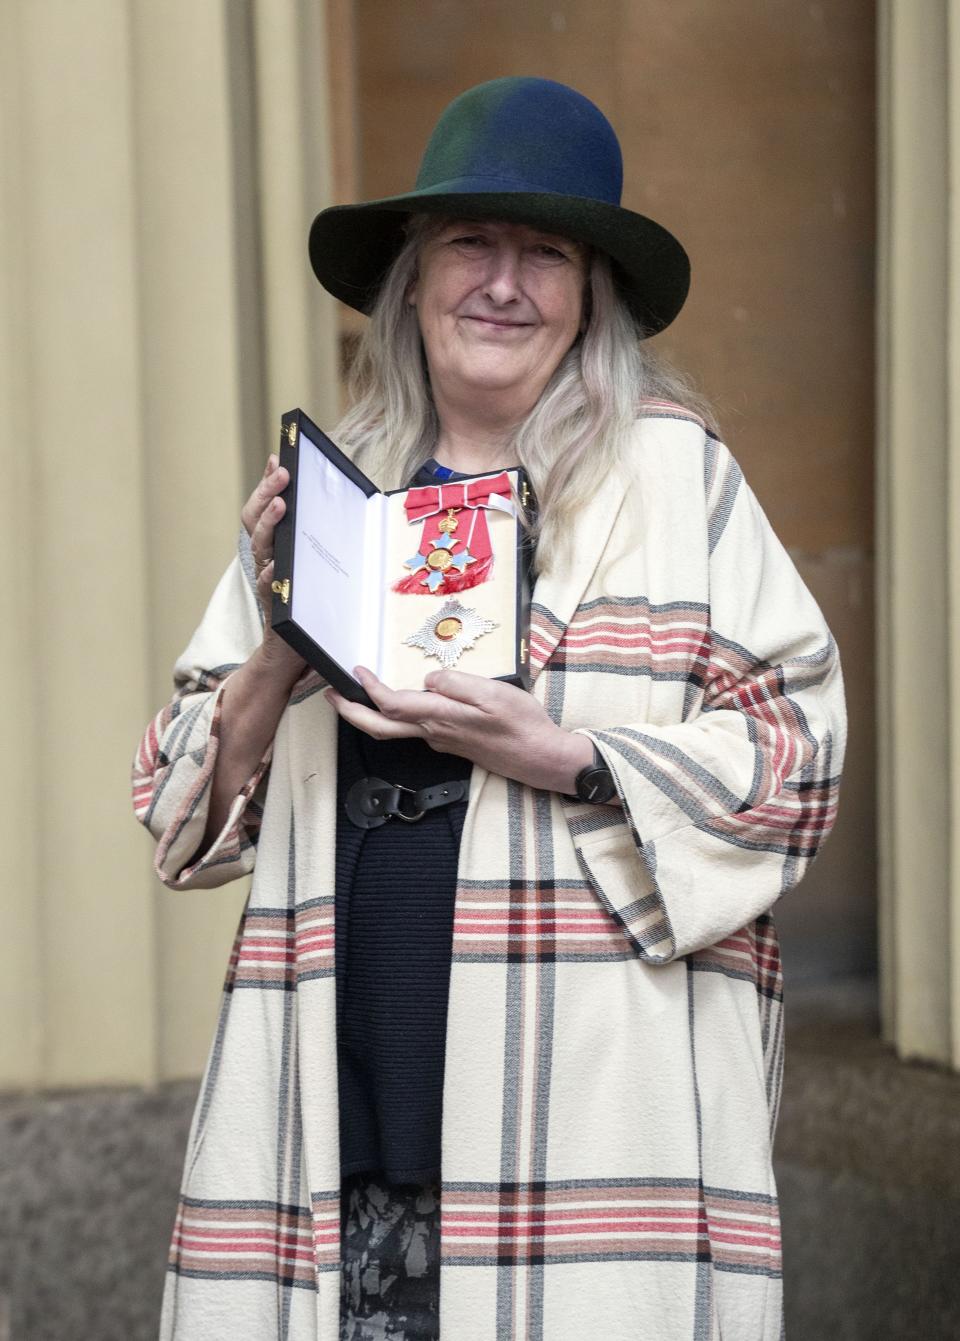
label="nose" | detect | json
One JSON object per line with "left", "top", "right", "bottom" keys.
{"left": 482, "top": 243, "right": 522, "bottom": 305}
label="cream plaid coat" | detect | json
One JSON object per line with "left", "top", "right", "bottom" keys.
{"left": 133, "top": 405, "right": 845, "bottom": 1340}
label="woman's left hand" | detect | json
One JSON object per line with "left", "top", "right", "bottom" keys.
{"left": 325, "top": 667, "right": 594, "bottom": 795}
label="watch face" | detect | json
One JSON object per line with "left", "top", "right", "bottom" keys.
{"left": 576, "top": 765, "right": 616, "bottom": 805}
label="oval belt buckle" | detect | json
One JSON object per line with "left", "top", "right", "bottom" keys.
{"left": 393, "top": 784, "right": 426, "bottom": 822}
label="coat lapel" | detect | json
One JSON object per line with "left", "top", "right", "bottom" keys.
{"left": 528, "top": 469, "right": 628, "bottom": 680}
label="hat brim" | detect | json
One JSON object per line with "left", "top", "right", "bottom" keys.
{"left": 309, "top": 188, "right": 690, "bottom": 336}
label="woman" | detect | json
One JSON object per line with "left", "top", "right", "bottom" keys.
{"left": 133, "top": 77, "right": 845, "bottom": 1340}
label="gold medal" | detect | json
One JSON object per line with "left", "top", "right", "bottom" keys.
{"left": 434, "top": 617, "right": 463, "bottom": 641}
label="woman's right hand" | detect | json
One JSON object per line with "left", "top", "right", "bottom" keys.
{"left": 194, "top": 454, "right": 307, "bottom": 855}
{"left": 243, "top": 453, "right": 306, "bottom": 680}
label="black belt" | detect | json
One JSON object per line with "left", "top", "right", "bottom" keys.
{"left": 344, "top": 776, "right": 470, "bottom": 830}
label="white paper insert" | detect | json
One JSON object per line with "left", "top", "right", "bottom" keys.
{"left": 291, "top": 440, "right": 381, "bottom": 673}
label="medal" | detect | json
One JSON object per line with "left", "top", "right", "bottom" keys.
{"left": 403, "top": 598, "right": 498, "bottom": 668}
{"left": 403, "top": 509, "right": 478, "bottom": 591}
{"left": 394, "top": 472, "right": 514, "bottom": 596}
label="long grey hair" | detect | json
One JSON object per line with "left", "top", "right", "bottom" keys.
{"left": 333, "top": 216, "right": 712, "bottom": 572}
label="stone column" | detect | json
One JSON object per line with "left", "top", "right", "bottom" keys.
{"left": 0, "top": 0, "right": 337, "bottom": 1089}
{"left": 877, "top": 0, "right": 960, "bottom": 1067}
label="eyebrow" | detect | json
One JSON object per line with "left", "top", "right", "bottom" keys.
{"left": 440, "top": 220, "right": 587, "bottom": 252}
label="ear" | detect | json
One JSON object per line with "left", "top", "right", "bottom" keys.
{"left": 406, "top": 276, "right": 419, "bottom": 306}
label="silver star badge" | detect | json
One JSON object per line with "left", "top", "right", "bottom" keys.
{"left": 403, "top": 598, "right": 498, "bottom": 668}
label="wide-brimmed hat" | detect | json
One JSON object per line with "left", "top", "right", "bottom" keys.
{"left": 308, "top": 77, "right": 690, "bottom": 335}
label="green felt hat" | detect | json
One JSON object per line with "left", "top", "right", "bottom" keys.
{"left": 309, "top": 77, "right": 690, "bottom": 336}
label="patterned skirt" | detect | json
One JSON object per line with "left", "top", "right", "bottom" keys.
{"left": 340, "top": 1174, "right": 441, "bottom": 1341}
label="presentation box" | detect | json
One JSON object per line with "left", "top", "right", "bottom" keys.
{"left": 270, "top": 408, "right": 533, "bottom": 708}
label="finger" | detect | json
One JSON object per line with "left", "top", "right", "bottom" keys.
{"left": 354, "top": 670, "right": 486, "bottom": 756}
{"left": 256, "top": 559, "right": 276, "bottom": 621}
{"left": 245, "top": 466, "right": 287, "bottom": 523}
{"left": 324, "top": 686, "right": 425, "bottom": 741}
{"left": 242, "top": 464, "right": 289, "bottom": 537}
{"left": 256, "top": 557, "right": 275, "bottom": 594}
{"left": 423, "top": 667, "right": 498, "bottom": 708}
{"left": 354, "top": 666, "right": 445, "bottom": 725}
{"left": 251, "top": 494, "right": 285, "bottom": 567}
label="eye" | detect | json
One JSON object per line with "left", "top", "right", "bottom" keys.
{"left": 449, "top": 233, "right": 489, "bottom": 250}
{"left": 529, "top": 241, "right": 576, "bottom": 265}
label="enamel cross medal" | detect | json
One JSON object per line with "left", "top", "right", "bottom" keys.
{"left": 403, "top": 508, "right": 477, "bottom": 592}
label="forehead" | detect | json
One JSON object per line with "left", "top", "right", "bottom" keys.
{"left": 429, "top": 216, "right": 586, "bottom": 253}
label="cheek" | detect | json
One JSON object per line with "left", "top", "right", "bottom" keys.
{"left": 541, "top": 273, "right": 585, "bottom": 335}
{"left": 545, "top": 294, "right": 585, "bottom": 348}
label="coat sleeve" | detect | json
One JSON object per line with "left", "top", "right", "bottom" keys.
{"left": 567, "top": 442, "right": 846, "bottom": 963}
{"left": 131, "top": 533, "right": 273, "bottom": 890}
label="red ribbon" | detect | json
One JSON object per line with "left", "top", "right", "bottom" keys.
{"left": 403, "top": 471, "right": 513, "bottom": 523}
{"left": 395, "top": 471, "right": 513, "bottom": 595}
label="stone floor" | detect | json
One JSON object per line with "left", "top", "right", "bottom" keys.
{"left": 0, "top": 1081, "right": 194, "bottom": 1341}
{"left": 776, "top": 982, "right": 960, "bottom": 1340}
{"left": 1, "top": 978, "right": 958, "bottom": 1339}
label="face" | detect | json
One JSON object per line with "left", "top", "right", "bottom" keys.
{"left": 407, "top": 218, "right": 588, "bottom": 419}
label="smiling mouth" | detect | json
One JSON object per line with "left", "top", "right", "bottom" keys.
{"left": 463, "top": 316, "right": 531, "bottom": 329}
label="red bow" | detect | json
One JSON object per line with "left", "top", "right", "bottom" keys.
{"left": 395, "top": 471, "right": 513, "bottom": 596}
{"left": 403, "top": 471, "right": 513, "bottom": 524}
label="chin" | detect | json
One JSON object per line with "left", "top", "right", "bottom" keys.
{"left": 459, "top": 357, "right": 538, "bottom": 391}
{"left": 464, "top": 373, "right": 533, "bottom": 398}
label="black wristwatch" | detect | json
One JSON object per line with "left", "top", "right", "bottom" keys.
{"left": 573, "top": 743, "right": 617, "bottom": 805}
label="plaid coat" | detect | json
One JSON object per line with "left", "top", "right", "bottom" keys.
{"left": 133, "top": 406, "right": 845, "bottom": 1340}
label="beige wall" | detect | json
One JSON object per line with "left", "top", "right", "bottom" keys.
{"left": 0, "top": 0, "right": 338, "bottom": 1091}
{"left": 348, "top": 0, "right": 878, "bottom": 986}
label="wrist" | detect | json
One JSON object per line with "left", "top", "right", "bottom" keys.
{"left": 247, "top": 638, "right": 305, "bottom": 695}
{"left": 550, "top": 729, "right": 596, "bottom": 795}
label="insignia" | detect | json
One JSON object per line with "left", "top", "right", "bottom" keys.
{"left": 394, "top": 473, "right": 514, "bottom": 597}
{"left": 403, "top": 530, "right": 478, "bottom": 592}
{"left": 403, "top": 598, "right": 498, "bottom": 668}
